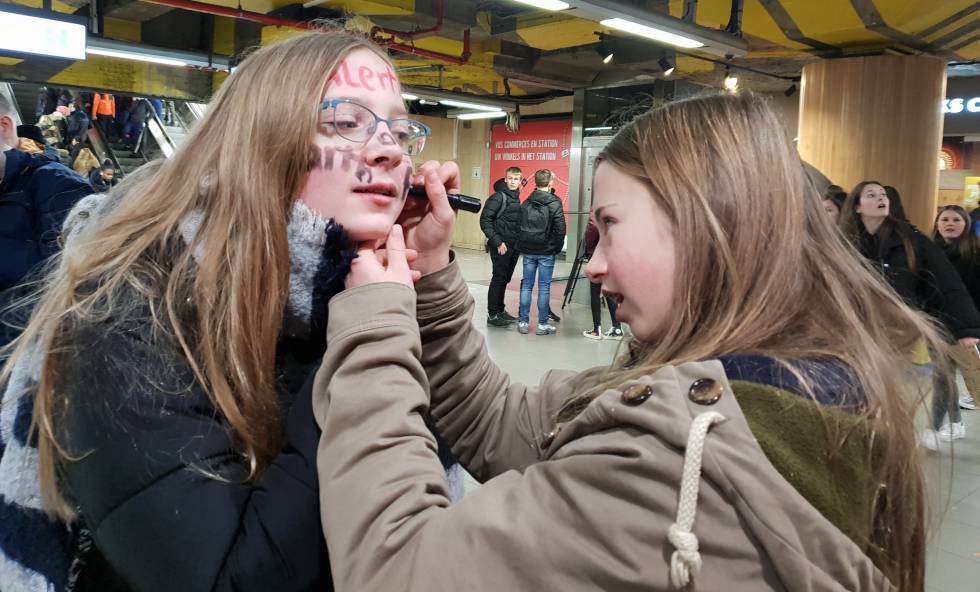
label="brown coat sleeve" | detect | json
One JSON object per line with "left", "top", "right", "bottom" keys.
{"left": 413, "top": 260, "right": 578, "bottom": 480}
{"left": 312, "top": 281, "right": 716, "bottom": 591}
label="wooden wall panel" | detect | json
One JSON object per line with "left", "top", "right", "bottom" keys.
{"left": 798, "top": 56, "right": 946, "bottom": 230}
{"left": 414, "top": 115, "right": 491, "bottom": 251}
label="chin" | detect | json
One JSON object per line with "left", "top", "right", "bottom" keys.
{"left": 342, "top": 219, "right": 396, "bottom": 243}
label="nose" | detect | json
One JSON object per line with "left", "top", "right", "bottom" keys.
{"left": 362, "top": 121, "right": 404, "bottom": 167}
{"left": 585, "top": 244, "right": 607, "bottom": 283}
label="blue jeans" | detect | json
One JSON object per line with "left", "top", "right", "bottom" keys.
{"left": 519, "top": 254, "right": 555, "bottom": 324}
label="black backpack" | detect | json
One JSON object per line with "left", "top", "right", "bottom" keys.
{"left": 519, "top": 198, "right": 552, "bottom": 251}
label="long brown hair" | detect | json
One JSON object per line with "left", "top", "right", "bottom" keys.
{"left": 840, "top": 180, "right": 917, "bottom": 272}
{"left": 0, "top": 29, "right": 392, "bottom": 520}
{"left": 561, "top": 93, "right": 940, "bottom": 590}
{"left": 933, "top": 205, "right": 980, "bottom": 264}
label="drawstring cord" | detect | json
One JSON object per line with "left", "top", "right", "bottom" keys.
{"left": 668, "top": 411, "right": 726, "bottom": 587}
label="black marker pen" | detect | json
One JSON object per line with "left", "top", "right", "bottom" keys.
{"left": 408, "top": 186, "right": 482, "bottom": 213}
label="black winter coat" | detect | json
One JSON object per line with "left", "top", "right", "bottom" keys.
{"left": 938, "top": 240, "right": 980, "bottom": 310}
{"left": 58, "top": 303, "right": 331, "bottom": 592}
{"left": 857, "top": 221, "right": 980, "bottom": 340}
{"left": 479, "top": 180, "right": 521, "bottom": 249}
{"left": 0, "top": 147, "right": 92, "bottom": 346}
{"left": 516, "top": 189, "right": 565, "bottom": 256}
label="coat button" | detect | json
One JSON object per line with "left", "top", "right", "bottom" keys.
{"left": 540, "top": 427, "right": 561, "bottom": 449}
{"left": 688, "top": 378, "right": 722, "bottom": 405}
{"left": 621, "top": 384, "right": 653, "bottom": 405}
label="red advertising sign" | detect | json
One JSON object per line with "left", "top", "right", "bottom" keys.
{"left": 489, "top": 120, "right": 572, "bottom": 214}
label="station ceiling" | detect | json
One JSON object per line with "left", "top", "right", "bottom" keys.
{"left": 1, "top": 0, "right": 977, "bottom": 100}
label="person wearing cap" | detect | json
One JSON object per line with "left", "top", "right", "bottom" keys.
{"left": 0, "top": 111, "right": 93, "bottom": 348}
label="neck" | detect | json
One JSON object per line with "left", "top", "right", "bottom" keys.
{"left": 861, "top": 216, "right": 885, "bottom": 235}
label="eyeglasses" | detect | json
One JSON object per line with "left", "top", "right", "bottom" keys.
{"left": 319, "top": 99, "right": 430, "bottom": 156}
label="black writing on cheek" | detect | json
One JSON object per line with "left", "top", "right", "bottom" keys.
{"left": 355, "top": 164, "right": 373, "bottom": 184}
{"left": 340, "top": 151, "right": 357, "bottom": 172}
{"left": 320, "top": 147, "right": 337, "bottom": 170}
{"left": 402, "top": 166, "right": 413, "bottom": 200}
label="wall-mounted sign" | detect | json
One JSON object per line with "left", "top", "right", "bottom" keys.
{"left": 0, "top": 8, "right": 86, "bottom": 60}
{"left": 943, "top": 97, "right": 980, "bottom": 114}
{"left": 489, "top": 119, "right": 573, "bottom": 220}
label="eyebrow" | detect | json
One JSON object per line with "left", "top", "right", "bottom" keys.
{"left": 593, "top": 204, "right": 617, "bottom": 221}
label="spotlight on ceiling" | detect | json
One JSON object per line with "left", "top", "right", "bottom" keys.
{"left": 784, "top": 84, "right": 797, "bottom": 97}
{"left": 658, "top": 57, "right": 675, "bottom": 76}
{"left": 603, "top": 52, "right": 614, "bottom": 64}
{"left": 724, "top": 66, "right": 738, "bottom": 91}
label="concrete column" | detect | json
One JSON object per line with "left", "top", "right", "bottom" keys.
{"left": 798, "top": 55, "right": 946, "bottom": 230}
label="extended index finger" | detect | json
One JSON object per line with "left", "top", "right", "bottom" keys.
{"left": 385, "top": 224, "right": 410, "bottom": 274}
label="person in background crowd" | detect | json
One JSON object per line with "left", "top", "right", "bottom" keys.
{"left": 581, "top": 214, "right": 623, "bottom": 340}
{"left": 0, "top": 113, "right": 92, "bottom": 350}
{"left": 883, "top": 185, "right": 908, "bottom": 222}
{"left": 840, "top": 182, "right": 980, "bottom": 450}
{"left": 56, "top": 89, "right": 73, "bottom": 110}
{"left": 149, "top": 97, "right": 165, "bottom": 121}
{"left": 822, "top": 184, "right": 846, "bottom": 224}
{"left": 89, "top": 160, "right": 118, "bottom": 193}
{"left": 121, "top": 98, "right": 150, "bottom": 146}
{"left": 71, "top": 146, "right": 101, "bottom": 179}
{"left": 15, "top": 124, "right": 47, "bottom": 155}
{"left": 66, "top": 100, "right": 91, "bottom": 144}
{"left": 91, "top": 92, "right": 116, "bottom": 138}
{"left": 313, "top": 92, "right": 942, "bottom": 592}
{"left": 932, "top": 204, "right": 980, "bottom": 418}
{"left": 0, "top": 30, "right": 457, "bottom": 591}
{"left": 516, "top": 169, "right": 565, "bottom": 336}
{"left": 479, "top": 168, "right": 522, "bottom": 327}
{"left": 35, "top": 87, "right": 56, "bottom": 119}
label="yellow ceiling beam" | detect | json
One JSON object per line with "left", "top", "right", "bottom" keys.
{"left": 309, "top": 0, "right": 414, "bottom": 17}
{"left": 515, "top": 18, "right": 604, "bottom": 51}
{"left": 104, "top": 16, "right": 141, "bottom": 43}
{"left": 875, "top": 0, "right": 977, "bottom": 34}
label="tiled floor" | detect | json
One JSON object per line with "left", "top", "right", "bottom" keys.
{"left": 453, "top": 247, "right": 980, "bottom": 592}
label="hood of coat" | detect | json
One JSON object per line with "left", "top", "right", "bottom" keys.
{"left": 546, "top": 357, "right": 890, "bottom": 591}
{"left": 0, "top": 146, "right": 60, "bottom": 188}
{"left": 527, "top": 188, "right": 556, "bottom": 206}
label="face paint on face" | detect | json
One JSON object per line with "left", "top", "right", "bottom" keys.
{"left": 298, "top": 48, "right": 412, "bottom": 242}
{"left": 329, "top": 60, "right": 400, "bottom": 94}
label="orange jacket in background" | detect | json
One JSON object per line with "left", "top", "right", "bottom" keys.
{"left": 91, "top": 93, "right": 116, "bottom": 119}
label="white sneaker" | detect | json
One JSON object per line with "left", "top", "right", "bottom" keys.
{"left": 582, "top": 328, "right": 603, "bottom": 340}
{"left": 937, "top": 422, "right": 966, "bottom": 442}
{"left": 517, "top": 321, "right": 529, "bottom": 334}
{"left": 604, "top": 327, "right": 624, "bottom": 340}
{"left": 919, "top": 429, "right": 940, "bottom": 451}
{"left": 960, "top": 395, "right": 978, "bottom": 410}
{"left": 536, "top": 324, "right": 557, "bottom": 335}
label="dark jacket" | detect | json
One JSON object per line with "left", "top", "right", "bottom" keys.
{"left": 89, "top": 169, "right": 117, "bottom": 193}
{"left": 584, "top": 219, "right": 599, "bottom": 258}
{"left": 57, "top": 302, "right": 331, "bottom": 592}
{"left": 516, "top": 189, "right": 565, "bottom": 256}
{"left": 938, "top": 240, "right": 980, "bottom": 309}
{"left": 479, "top": 180, "right": 521, "bottom": 250}
{"left": 0, "top": 147, "right": 92, "bottom": 345}
{"left": 67, "top": 109, "right": 91, "bottom": 141}
{"left": 857, "top": 221, "right": 980, "bottom": 340}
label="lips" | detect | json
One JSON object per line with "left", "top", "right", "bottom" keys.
{"left": 353, "top": 183, "right": 399, "bottom": 198}
{"left": 602, "top": 290, "right": 623, "bottom": 305}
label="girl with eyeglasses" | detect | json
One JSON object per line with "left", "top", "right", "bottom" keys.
{"left": 0, "top": 30, "right": 457, "bottom": 591}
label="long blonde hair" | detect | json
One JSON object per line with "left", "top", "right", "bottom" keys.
{"left": 563, "top": 93, "right": 940, "bottom": 590}
{"left": 1, "top": 30, "right": 392, "bottom": 520}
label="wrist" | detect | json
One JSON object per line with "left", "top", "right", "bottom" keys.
{"left": 414, "top": 250, "right": 452, "bottom": 276}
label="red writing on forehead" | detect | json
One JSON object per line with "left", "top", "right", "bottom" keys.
{"left": 330, "top": 61, "right": 399, "bottom": 94}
